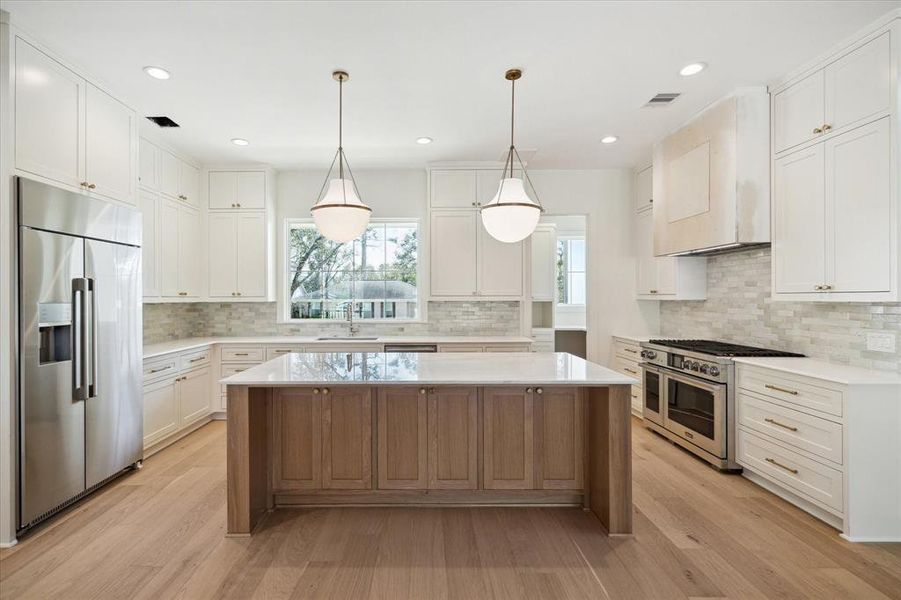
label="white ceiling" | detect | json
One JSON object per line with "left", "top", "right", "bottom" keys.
{"left": 3, "top": 1, "right": 898, "bottom": 169}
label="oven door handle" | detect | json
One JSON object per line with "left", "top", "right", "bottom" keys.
{"left": 660, "top": 368, "right": 727, "bottom": 395}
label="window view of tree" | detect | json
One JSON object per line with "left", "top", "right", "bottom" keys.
{"left": 288, "top": 222, "right": 418, "bottom": 320}
{"left": 556, "top": 238, "right": 586, "bottom": 305}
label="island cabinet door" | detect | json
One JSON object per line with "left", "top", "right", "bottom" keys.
{"left": 536, "top": 387, "right": 584, "bottom": 490}
{"left": 483, "top": 387, "right": 534, "bottom": 490}
{"left": 428, "top": 386, "right": 478, "bottom": 490}
{"left": 377, "top": 387, "right": 428, "bottom": 489}
{"left": 322, "top": 387, "right": 373, "bottom": 490}
{"left": 271, "top": 388, "right": 321, "bottom": 491}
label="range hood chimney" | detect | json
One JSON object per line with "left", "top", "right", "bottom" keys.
{"left": 652, "top": 88, "right": 770, "bottom": 257}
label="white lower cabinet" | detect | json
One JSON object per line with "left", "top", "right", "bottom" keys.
{"left": 142, "top": 349, "right": 213, "bottom": 452}
{"left": 735, "top": 361, "right": 901, "bottom": 541}
{"left": 610, "top": 336, "right": 644, "bottom": 417}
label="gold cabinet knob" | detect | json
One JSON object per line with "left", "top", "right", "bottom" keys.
{"left": 313, "top": 388, "right": 320, "bottom": 394}
{"left": 419, "top": 387, "right": 427, "bottom": 395}
{"left": 322, "top": 388, "right": 329, "bottom": 395}
{"left": 87, "top": 183, "right": 96, "bottom": 189}
{"left": 237, "top": 203, "right": 241, "bottom": 207}
{"left": 813, "top": 127, "right": 823, "bottom": 134}
{"left": 80, "top": 181, "right": 89, "bottom": 187}
{"left": 526, "top": 387, "right": 533, "bottom": 394}
{"left": 536, "top": 387, "right": 543, "bottom": 395}
{"left": 822, "top": 124, "right": 832, "bottom": 131}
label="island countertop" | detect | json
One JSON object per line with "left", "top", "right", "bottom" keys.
{"left": 220, "top": 351, "right": 638, "bottom": 387}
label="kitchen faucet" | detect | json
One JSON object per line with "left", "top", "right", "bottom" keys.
{"left": 346, "top": 302, "right": 360, "bottom": 336}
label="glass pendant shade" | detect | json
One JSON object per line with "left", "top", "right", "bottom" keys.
{"left": 311, "top": 178, "right": 371, "bottom": 243}
{"left": 481, "top": 178, "right": 541, "bottom": 243}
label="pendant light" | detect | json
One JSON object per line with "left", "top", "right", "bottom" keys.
{"left": 480, "top": 68, "right": 543, "bottom": 243}
{"left": 311, "top": 70, "right": 371, "bottom": 242}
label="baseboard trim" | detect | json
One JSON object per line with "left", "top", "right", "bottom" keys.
{"left": 0, "top": 539, "right": 18, "bottom": 548}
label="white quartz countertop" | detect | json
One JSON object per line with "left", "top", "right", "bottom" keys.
{"left": 612, "top": 334, "right": 661, "bottom": 343}
{"left": 220, "top": 352, "right": 638, "bottom": 386}
{"left": 733, "top": 357, "right": 901, "bottom": 386}
{"left": 144, "top": 335, "right": 534, "bottom": 359}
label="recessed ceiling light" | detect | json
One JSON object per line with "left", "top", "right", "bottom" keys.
{"left": 231, "top": 138, "right": 249, "bottom": 146}
{"left": 143, "top": 66, "right": 171, "bottom": 80}
{"left": 679, "top": 62, "right": 707, "bottom": 77}
{"left": 416, "top": 137, "right": 433, "bottom": 145}
{"left": 600, "top": 135, "right": 619, "bottom": 144}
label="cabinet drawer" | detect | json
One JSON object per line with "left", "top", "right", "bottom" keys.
{"left": 438, "top": 344, "right": 484, "bottom": 352}
{"left": 179, "top": 347, "right": 210, "bottom": 371}
{"left": 737, "top": 366, "right": 842, "bottom": 418}
{"left": 143, "top": 355, "right": 178, "bottom": 383}
{"left": 485, "top": 344, "right": 530, "bottom": 352}
{"left": 738, "top": 390, "right": 842, "bottom": 464}
{"left": 266, "top": 346, "right": 305, "bottom": 360}
{"left": 613, "top": 356, "right": 641, "bottom": 379}
{"left": 221, "top": 346, "right": 264, "bottom": 362}
{"left": 220, "top": 363, "right": 257, "bottom": 394}
{"left": 613, "top": 339, "right": 641, "bottom": 360}
{"left": 738, "top": 428, "right": 843, "bottom": 514}
{"left": 531, "top": 329, "right": 554, "bottom": 343}
{"left": 630, "top": 386, "right": 642, "bottom": 415}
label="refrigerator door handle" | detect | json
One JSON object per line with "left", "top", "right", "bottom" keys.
{"left": 71, "top": 277, "right": 88, "bottom": 401}
{"left": 88, "top": 278, "right": 99, "bottom": 399}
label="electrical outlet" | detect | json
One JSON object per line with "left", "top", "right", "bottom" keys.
{"left": 866, "top": 332, "right": 896, "bottom": 353}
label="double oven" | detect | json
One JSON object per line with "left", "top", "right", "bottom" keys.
{"left": 639, "top": 341, "right": 737, "bottom": 471}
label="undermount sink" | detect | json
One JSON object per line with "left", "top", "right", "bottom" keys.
{"left": 315, "top": 336, "right": 379, "bottom": 341}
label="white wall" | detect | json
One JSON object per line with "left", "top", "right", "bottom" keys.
{"left": 527, "top": 170, "right": 659, "bottom": 364}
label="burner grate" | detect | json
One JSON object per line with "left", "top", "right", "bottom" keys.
{"left": 648, "top": 339, "right": 804, "bottom": 358}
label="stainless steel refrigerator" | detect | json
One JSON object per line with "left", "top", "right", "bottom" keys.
{"left": 17, "top": 177, "right": 143, "bottom": 531}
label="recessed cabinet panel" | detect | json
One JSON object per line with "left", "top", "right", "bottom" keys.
{"left": 208, "top": 214, "right": 237, "bottom": 297}
{"left": 139, "top": 138, "right": 159, "bottom": 191}
{"left": 208, "top": 171, "right": 237, "bottom": 209}
{"left": 430, "top": 211, "right": 477, "bottom": 296}
{"left": 483, "top": 387, "right": 534, "bottom": 490}
{"left": 430, "top": 170, "right": 477, "bottom": 208}
{"left": 159, "top": 199, "right": 180, "bottom": 297}
{"left": 773, "top": 145, "right": 826, "bottom": 294}
{"left": 773, "top": 70, "right": 825, "bottom": 154}
{"left": 177, "top": 206, "right": 201, "bottom": 297}
{"left": 159, "top": 150, "right": 180, "bottom": 199}
{"left": 142, "top": 378, "right": 178, "bottom": 447}
{"left": 236, "top": 213, "right": 267, "bottom": 297}
{"left": 377, "top": 387, "right": 428, "bottom": 489}
{"left": 236, "top": 172, "right": 266, "bottom": 209}
{"left": 428, "top": 386, "right": 478, "bottom": 490}
{"left": 539, "top": 387, "right": 583, "bottom": 490}
{"left": 825, "top": 32, "right": 891, "bottom": 133}
{"left": 634, "top": 166, "right": 653, "bottom": 212}
{"left": 322, "top": 388, "right": 372, "bottom": 489}
{"left": 272, "top": 389, "right": 321, "bottom": 491}
{"left": 178, "top": 367, "right": 210, "bottom": 425}
{"left": 138, "top": 190, "right": 159, "bottom": 298}
{"left": 478, "top": 213, "right": 523, "bottom": 296}
{"left": 14, "top": 38, "right": 84, "bottom": 188}
{"left": 826, "top": 118, "right": 891, "bottom": 293}
{"left": 179, "top": 162, "right": 200, "bottom": 207}
{"left": 85, "top": 84, "right": 135, "bottom": 205}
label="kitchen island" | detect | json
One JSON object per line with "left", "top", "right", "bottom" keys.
{"left": 222, "top": 352, "right": 637, "bottom": 537}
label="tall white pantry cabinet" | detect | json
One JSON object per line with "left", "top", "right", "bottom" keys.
{"left": 772, "top": 20, "right": 900, "bottom": 302}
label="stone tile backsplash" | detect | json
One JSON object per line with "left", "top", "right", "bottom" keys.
{"left": 144, "top": 301, "right": 521, "bottom": 345}
{"left": 659, "top": 247, "right": 901, "bottom": 373}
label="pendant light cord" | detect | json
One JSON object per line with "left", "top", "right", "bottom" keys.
{"left": 338, "top": 76, "right": 344, "bottom": 182}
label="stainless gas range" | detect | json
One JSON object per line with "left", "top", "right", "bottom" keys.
{"left": 639, "top": 339, "right": 803, "bottom": 471}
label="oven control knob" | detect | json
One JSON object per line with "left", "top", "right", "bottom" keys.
{"left": 708, "top": 365, "right": 720, "bottom": 377}
{"left": 690, "top": 361, "right": 699, "bottom": 371}
{"left": 644, "top": 350, "right": 656, "bottom": 359}
{"left": 684, "top": 361, "right": 693, "bottom": 370}
{"left": 699, "top": 364, "right": 709, "bottom": 374}
{"left": 640, "top": 350, "right": 647, "bottom": 359}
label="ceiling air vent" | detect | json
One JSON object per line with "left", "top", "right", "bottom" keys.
{"left": 146, "top": 116, "right": 180, "bottom": 128}
{"left": 644, "top": 93, "right": 681, "bottom": 107}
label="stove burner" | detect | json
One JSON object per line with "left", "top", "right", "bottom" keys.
{"left": 648, "top": 339, "right": 804, "bottom": 358}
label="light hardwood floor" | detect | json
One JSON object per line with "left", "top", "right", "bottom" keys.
{"left": 2, "top": 418, "right": 900, "bottom": 599}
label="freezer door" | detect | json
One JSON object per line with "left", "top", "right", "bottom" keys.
{"left": 19, "top": 228, "right": 86, "bottom": 526}
{"left": 84, "top": 239, "right": 143, "bottom": 488}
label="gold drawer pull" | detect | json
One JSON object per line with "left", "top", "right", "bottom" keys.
{"left": 234, "top": 353, "right": 249, "bottom": 356}
{"left": 765, "top": 457, "right": 799, "bottom": 475}
{"left": 623, "top": 348, "right": 637, "bottom": 354}
{"left": 624, "top": 368, "right": 637, "bottom": 374}
{"left": 189, "top": 356, "right": 206, "bottom": 363}
{"left": 764, "top": 417, "right": 798, "bottom": 432}
{"left": 149, "top": 366, "right": 171, "bottom": 374}
{"left": 765, "top": 384, "right": 799, "bottom": 396}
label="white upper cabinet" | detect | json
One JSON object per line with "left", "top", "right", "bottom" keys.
{"left": 158, "top": 199, "right": 180, "bottom": 297}
{"left": 430, "top": 211, "right": 478, "bottom": 296}
{"left": 825, "top": 118, "right": 891, "bottom": 294}
{"left": 430, "top": 170, "right": 478, "bottom": 208}
{"left": 209, "top": 171, "right": 266, "bottom": 209}
{"left": 634, "top": 166, "right": 653, "bottom": 212}
{"left": 530, "top": 225, "right": 556, "bottom": 301}
{"left": 478, "top": 213, "right": 523, "bottom": 297}
{"left": 84, "top": 84, "right": 136, "bottom": 205}
{"left": 14, "top": 38, "right": 83, "bottom": 189}
{"left": 635, "top": 200, "right": 706, "bottom": 300}
{"left": 771, "top": 23, "right": 898, "bottom": 302}
{"left": 154, "top": 147, "right": 198, "bottom": 206}
{"left": 159, "top": 150, "right": 180, "bottom": 198}
{"left": 138, "top": 190, "right": 159, "bottom": 298}
{"left": 428, "top": 168, "right": 526, "bottom": 298}
{"left": 158, "top": 198, "right": 200, "bottom": 299}
{"left": 13, "top": 37, "right": 137, "bottom": 205}
{"left": 139, "top": 138, "right": 159, "bottom": 191}
{"left": 773, "top": 145, "right": 826, "bottom": 294}
{"left": 824, "top": 32, "right": 891, "bottom": 134}
{"left": 773, "top": 71, "right": 825, "bottom": 154}
{"left": 179, "top": 162, "right": 200, "bottom": 207}
{"left": 207, "top": 212, "right": 268, "bottom": 299}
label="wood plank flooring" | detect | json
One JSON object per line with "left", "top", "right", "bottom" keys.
{"left": 2, "top": 418, "right": 899, "bottom": 599}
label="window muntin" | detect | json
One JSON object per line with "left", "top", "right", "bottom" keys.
{"left": 556, "top": 238, "right": 586, "bottom": 305}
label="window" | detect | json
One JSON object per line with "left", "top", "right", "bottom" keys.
{"left": 286, "top": 221, "right": 419, "bottom": 320}
{"left": 556, "top": 238, "right": 586, "bottom": 305}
